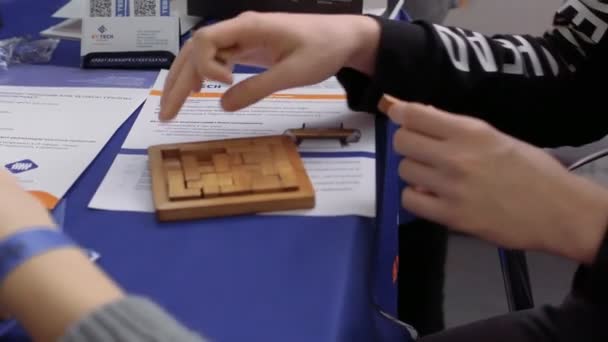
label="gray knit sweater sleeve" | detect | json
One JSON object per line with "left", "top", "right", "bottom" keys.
{"left": 60, "top": 296, "right": 208, "bottom": 342}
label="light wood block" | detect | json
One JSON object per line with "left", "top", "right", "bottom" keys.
{"left": 201, "top": 174, "right": 220, "bottom": 198}
{"left": 279, "top": 166, "right": 298, "bottom": 190}
{"left": 212, "top": 154, "right": 230, "bottom": 173}
{"left": 220, "top": 184, "right": 249, "bottom": 196}
{"left": 228, "top": 153, "right": 243, "bottom": 166}
{"left": 198, "top": 161, "right": 215, "bottom": 174}
{"left": 225, "top": 145, "right": 270, "bottom": 154}
{"left": 181, "top": 154, "right": 200, "bottom": 181}
{"left": 199, "top": 166, "right": 215, "bottom": 174}
{"left": 148, "top": 135, "right": 315, "bottom": 221}
{"left": 164, "top": 158, "right": 182, "bottom": 170}
{"left": 233, "top": 170, "right": 252, "bottom": 191}
{"left": 180, "top": 147, "right": 226, "bottom": 161}
{"left": 252, "top": 175, "right": 282, "bottom": 193}
{"left": 270, "top": 144, "right": 287, "bottom": 159}
{"left": 217, "top": 173, "right": 233, "bottom": 187}
{"left": 168, "top": 169, "right": 202, "bottom": 200}
{"left": 187, "top": 180, "right": 205, "bottom": 189}
{"left": 234, "top": 165, "right": 262, "bottom": 174}
{"left": 242, "top": 151, "right": 271, "bottom": 164}
{"left": 261, "top": 160, "right": 277, "bottom": 176}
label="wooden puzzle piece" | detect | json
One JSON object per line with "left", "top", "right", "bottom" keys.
{"left": 164, "top": 158, "right": 182, "bottom": 170}
{"left": 226, "top": 144, "right": 271, "bottom": 154}
{"left": 228, "top": 153, "right": 243, "bottom": 166}
{"left": 270, "top": 144, "right": 287, "bottom": 159}
{"left": 261, "top": 160, "right": 277, "bottom": 176}
{"left": 252, "top": 175, "right": 282, "bottom": 193}
{"left": 217, "top": 173, "right": 233, "bottom": 187}
{"left": 233, "top": 170, "right": 252, "bottom": 192}
{"left": 167, "top": 169, "right": 202, "bottom": 200}
{"left": 233, "top": 164, "right": 262, "bottom": 175}
{"left": 181, "top": 154, "right": 200, "bottom": 181}
{"left": 278, "top": 166, "right": 298, "bottom": 190}
{"left": 201, "top": 174, "right": 220, "bottom": 197}
{"left": 180, "top": 147, "right": 225, "bottom": 161}
{"left": 242, "top": 151, "right": 272, "bottom": 164}
{"left": 198, "top": 162, "right": 215, "bottom": 174}
{"left": 212, "top": 154, "right": 230, "bottom": 173}
{"left": 187, "top": 180, "right": 204, "bottom": 189}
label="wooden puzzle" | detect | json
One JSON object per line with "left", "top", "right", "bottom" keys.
{"left": 148, "top": 135, "right": 315, "bottom": 221}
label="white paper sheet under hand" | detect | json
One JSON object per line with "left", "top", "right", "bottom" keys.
{"left": 122, "top": 70, "right": 376, "bottom": 154}
{"left": 89, "top": 155, "right": 376, "bottom": 218}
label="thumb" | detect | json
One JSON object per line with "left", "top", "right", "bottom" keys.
{"left": 387, "top": 101, "right": 409, "bottom": 126}
{"left": 220, "top": 55, "right": 302, "bottom": 111}
{"left": 378, "top": 94, "right": 408, "bottom": 125}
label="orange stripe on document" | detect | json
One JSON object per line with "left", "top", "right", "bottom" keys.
{"left": 28, "top": 191, "right": 59, "bottom": 210}
{"left": 149, "top": 90, "right": 345, "bottom": 100}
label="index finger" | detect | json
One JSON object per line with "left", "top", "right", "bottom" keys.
{"left": 159, "top": 61, "right": 201, "bottom": 121}
{"left": 161, "top": 39, "right": 193, "bottom": 110}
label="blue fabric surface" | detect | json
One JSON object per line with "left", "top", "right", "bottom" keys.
{"left": 1, "top": 1, "right": 413, "bottom": 340}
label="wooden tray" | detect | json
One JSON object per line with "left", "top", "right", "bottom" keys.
{"left": 148, "top": 135, "right": 315, "bottom": 221}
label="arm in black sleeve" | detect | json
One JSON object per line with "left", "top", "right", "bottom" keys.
{"left": 338, "top": 1, "right": 608, "bottom": 148}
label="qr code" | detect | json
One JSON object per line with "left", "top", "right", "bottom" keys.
{"left": 90, "top": 0, "right": 112, "bottom": 17}
{"left": 134, "top": 0, "right": 157, "bottom": 16}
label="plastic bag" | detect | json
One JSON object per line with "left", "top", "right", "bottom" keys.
{"left": 13, "top": 38, "right": 60, "bottom": 64}
{"left": 0, "top": 37, "right": 60, "bottom": 71}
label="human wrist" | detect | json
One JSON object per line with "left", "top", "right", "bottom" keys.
{"left": 0, "top": 216, "right": 56, "bottom": 241}
{"left": 553, "top": 176, "right": 608, "bottom": 264}
{"left": 344, "top": 15, "right": 380, "bottom": 76}
{"left": 0, "top": 247, "right": 124, "bottom": 342}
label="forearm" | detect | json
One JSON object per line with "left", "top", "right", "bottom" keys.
{"left": 0, "top": 247, "right": 124, "bottom": 342}
{"left": 340, "top": 3, "right": 608, "bottom": 148}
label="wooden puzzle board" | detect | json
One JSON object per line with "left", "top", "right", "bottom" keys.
{"left": 148, "top": 135, "right": 315, "bottom": 221}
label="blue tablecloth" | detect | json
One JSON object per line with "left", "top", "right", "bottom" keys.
{"left": 0, "top": 1, "right": 411, "bottom": 340}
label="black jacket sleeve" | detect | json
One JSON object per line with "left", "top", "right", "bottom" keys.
{"left": 337, "top": 2, "right": 608, "bottom": 148}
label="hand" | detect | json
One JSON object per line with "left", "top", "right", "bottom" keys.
{"left": 0, "top": 170, "right": 55, "bottom": 238}
{"left": 385, "top": 100, "right": 608, "bottom": 264}
{"left": 160, "top": 12, "right": 380, "bottom": 119}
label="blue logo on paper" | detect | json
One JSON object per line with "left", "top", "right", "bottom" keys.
{"left": 98, "top": 25, "right": 107, "bottom": 34}
{"left": 5, "top": 159, "right": 38, "bottom": 174}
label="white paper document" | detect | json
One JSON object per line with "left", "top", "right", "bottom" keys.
{"left": 90, "top": 70, "right": 377, "bottom": 217}
{"left": 0, "top": 86, "right": 148, "bottom": 208}
{"left": 89, "top": 155, "right": 376, "bottom": 217}
{"left": 123, "top": 70, "right": 375, "bottom": 153}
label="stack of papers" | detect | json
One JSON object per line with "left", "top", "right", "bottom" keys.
{"left": 41, "top": 0, "right": 202, "bottom": 40}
